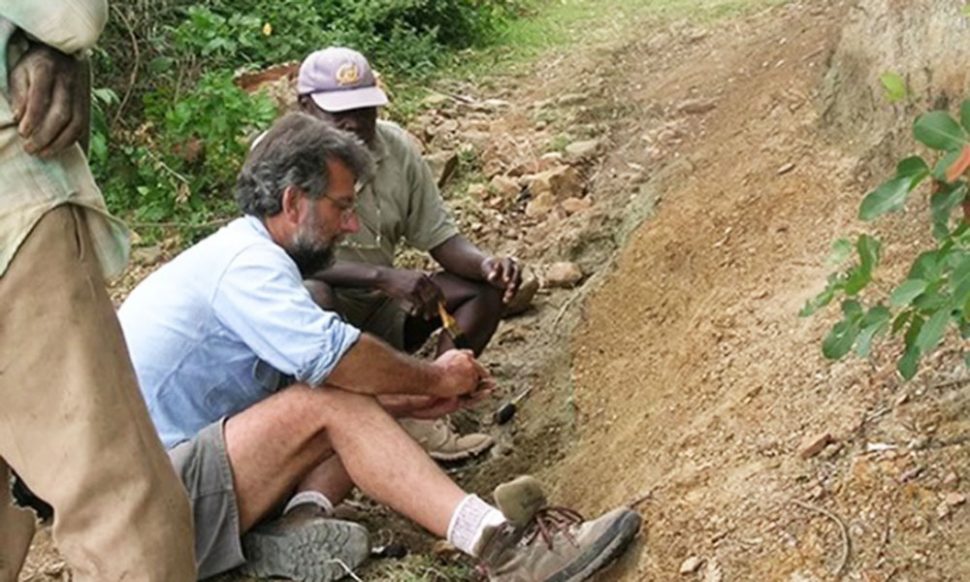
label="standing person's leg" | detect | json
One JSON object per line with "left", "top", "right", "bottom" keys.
{"left": 0, "top": 459, "right": 36, "bottom": 581}
{"left": 0, "top": 206, "right": 196, "bottom": 582}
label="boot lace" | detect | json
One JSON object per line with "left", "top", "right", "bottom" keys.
{"left": 523, "top": 506, "right": 584, "bottom": 549}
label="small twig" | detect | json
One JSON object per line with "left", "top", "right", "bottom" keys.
{"left": 110, "top": 6, "right": 141, "bottom": 127}
{"left": 929, "top": 375, "right": 970, "bottom": 391}
{"left": 791, "top": 499, "right": 851, "bottom": 577}
{"left": 628, "top": 488, "right": 654, "bottom": 508}
{"left": 329, "top": 559, "right": 363, "bottom": 582}
{"left": 552, "top": 292, "right": 580, "bottom": 329}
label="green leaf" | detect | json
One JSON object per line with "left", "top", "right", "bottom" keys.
{"left": 914, "top": 111, "right": 968, "bottom": 151}
{"left": 961, "top": 100, "right": 970, "bottom": 133}
{"left": 857, "top": 235, "right": 881, "bottom": 273}
{"left": 930, "top": 183, "right": 967, "bottom": 239}
{"left": 823, "top": 318, "right": 860, "bottom": 359}
{"left": 934, "top": 150, "right": 962, "bottom": 181}
{"left": 892, "top": 310, "right": 912, "bottom": 334}
{"left": 896, "top": 155, "right": 930, "bottom": 178}
{"left": 826, "top": 238, "right": 853, "bottom": 266}
{"left": 856, "top": 305, "right": 891, "bottom": 357}
{"left": 859, "top": 176, "right": 915, "bottom": 220}
{"left": 898, "top": 343, "right": 921, "bottom": 379}
{"left": 916, "top": 308, "right": 951, "bottom": 353}
{"left": 800, "top": 287, "right": 835, "bottom": 317}
{"left": 909, "top": 250, "right": 943, "bottom": 282}
{"left": 890, "top": 279, "right": 928, "bottom": 307}
{"left": 880, "top": 72, "right": 908, "bottom": 103}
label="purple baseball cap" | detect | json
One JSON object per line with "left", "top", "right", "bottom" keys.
{"left": 298, "top": 47, "right": 389, "bottom": 112}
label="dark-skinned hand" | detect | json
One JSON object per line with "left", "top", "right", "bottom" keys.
{"left": 480, "top": 256, "right": 522, "bottom": 304}
{"left": 10, "top": 44, "right": 89, "bottom": 157}
{"left": 377, "top": 268, "right": 444, "bottom": 320}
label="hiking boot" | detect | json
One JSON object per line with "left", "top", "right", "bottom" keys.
{"left": 477, "top": 476, "right": 642, "bottom": 582}
{"left": 400, "top": 417, "right": 494, "bottom": 462}
{"left": 241, "top": 504, "right": 369, "bottom": 582}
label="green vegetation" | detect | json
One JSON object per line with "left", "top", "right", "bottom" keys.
{"left": 802, "top": 102, "right": 970, "bottom": 379}
{"left": 92, "top": 0, "right": 523, "bottom": 241}
{"left": 91, "top": 0, "right": 784, "bottom": 244}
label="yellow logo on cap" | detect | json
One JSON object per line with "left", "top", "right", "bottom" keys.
{"left": 336, "top": 63, "right": 361, "bottom": 86}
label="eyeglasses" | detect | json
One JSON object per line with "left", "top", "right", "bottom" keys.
{"left": 333, "top": 180, "right": 384, "bottom": 251}
{"left": 322, "top": 193, "right": 358, "bottom": 223}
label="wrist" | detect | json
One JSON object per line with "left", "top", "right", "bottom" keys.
{"left": 373, "top": 265, "right": 391, "bottom": 290}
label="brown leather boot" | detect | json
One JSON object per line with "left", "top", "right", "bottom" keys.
{"left": 477, "top": 476, "right": 642, "bottom": 582}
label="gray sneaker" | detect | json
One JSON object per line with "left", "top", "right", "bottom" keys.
{"left": 241, "top": 504, "right": 369, "bottom": 582}
{"left": 477, "top": 476, "right": 642, "bottom": 582}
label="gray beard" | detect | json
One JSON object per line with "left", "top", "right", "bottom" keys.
{"left": 288, "top": 224, "right": 335, "bottom": 278}
{"left": 289, "top": 243, "right": 335, "bottom": 278}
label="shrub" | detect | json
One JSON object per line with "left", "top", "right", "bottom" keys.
{"left": 803, "top": 101, "right": 970, "bottom": 379}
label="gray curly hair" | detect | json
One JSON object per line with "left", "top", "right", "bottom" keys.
{"left": 235, "top": 112, "right": 373, "bottom": 217}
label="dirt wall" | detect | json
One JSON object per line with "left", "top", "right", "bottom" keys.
{"left": 822, "top": 0, "right": 970, "bottom": 164}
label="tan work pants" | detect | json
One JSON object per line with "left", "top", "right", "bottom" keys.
{"left": 0, "top": 206, "right": 197, "bottom": 581}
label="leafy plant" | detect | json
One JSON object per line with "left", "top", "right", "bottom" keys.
{"left": 802, "top": 100, "right": 970, "bottom": 379}
{"left": 98, "top": 73, "right": 276, "bottom": 240}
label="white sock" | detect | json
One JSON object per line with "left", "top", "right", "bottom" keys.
{"left": 446, "top": 494, "right": 507, "bottom": 557}
{"left": 283, "top": 490, "right": 335, "bottom": 515}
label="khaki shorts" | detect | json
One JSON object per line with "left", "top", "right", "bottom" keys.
{"left": 168, "top": 419, "right": 244, "bottom": 579}
{"left": 335, "top": 291, "right": 408, "bottom": 350}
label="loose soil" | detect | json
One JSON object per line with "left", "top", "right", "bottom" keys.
{"left": 18, "top": 1, "right": 970, "bottom": 581}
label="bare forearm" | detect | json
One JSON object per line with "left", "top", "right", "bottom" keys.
{"left": 430, "top": 235, "right": 489, "bottom": 280}
{"left": 324, "top": 334, "right": 442, "bottom": 396}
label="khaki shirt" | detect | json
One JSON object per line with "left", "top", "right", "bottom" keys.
{"left": 335, "top": 120, "right": 458, "bottom": 267}
{"left": 0, "top": 1, "right": 129, "bottom": 279}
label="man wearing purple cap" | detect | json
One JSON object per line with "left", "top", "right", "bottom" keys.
{"left": 297, "top": 47, "right": 522, "bottom": 462}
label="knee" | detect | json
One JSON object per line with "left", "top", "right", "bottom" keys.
{"left": 311, "top": 386, "right": 384, "bottom": 428}
{"left": 305, "top": 279, "right": 337, "bottom": 310}
{"left": 473, "top": 281, "right": 504, "bottom": 315}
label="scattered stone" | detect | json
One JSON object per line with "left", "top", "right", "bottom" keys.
{"left": 544, "top": 262, "right": 583, "bottom": 288}
{"left": 504, "top": 274, "right": 539, "bottom": 317}
{"left": 132, "top": 244, "right": 164, "bottom": 266}
{"left": 943, "top": 471, "right": 960, "bottom": 489}
{"left": 467, "top": 98, "right": 511, "bottom": 113}
{"left": 777, "top": 162, "right": 796, "bottom": 175}
{"left": 525, "top": 192, "right": 556, "bottom": 218}
{"left": 425, "top": 150, "right": 458, "bottom": 188}
{"left": 908, "top": 435, "right": 930, "bottom": 451}
{"left": 678, "top": 98, "right": 717, "bottom": 115}
{"left": 538, "top": 152, "right": 566, "bottom": 171}
{"left": 898, "top": 466, "right": 924, "bottom": 483}
{"left": 490, "top": 175, "right": 521, "bottom": 198}
{"left": 680, "top": 556, "right": 703, "bottom": 575}
{"left": 467, "top": 183, "right": 488, "bottom": 199}
{"left": 462, "top": 130, "right": 492, "bottom": 151}
{"left": 526, "top": 165, "right": 583, "bottom": 200}
{"left": 557, "top": 93, "right": 587, "bottom": 106}
{"left": 798, "top": 432, "right": 834, "bottom": 459}
{"left": 421, "top": 92, "right": 451, "bottom": 107}
{"left": 438, "top": 119, "right": 459, "bottom": 134}
{"left": 944, "top": 492, "right": 966, "bottom": 507}
{"left": 703, "top": 559, "right": 723, "bottom": 582}
{"left": 561, "top": 197, "right": 592, "bottom": 215}
{"left": 564, "top": 139, "right": 601, "bottom": 160}
{"left": 937, "top": 501, "right": 952, "bottom": 519}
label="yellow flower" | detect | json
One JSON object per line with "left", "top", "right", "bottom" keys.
{"left": 262, "top": 22, "right": 273, "bottom": 36}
